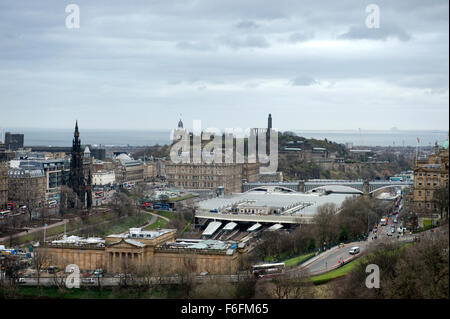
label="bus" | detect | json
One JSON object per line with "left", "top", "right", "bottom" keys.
{"left": 251, "top": 262, "right": 286, "bottom": 277}
{"left": 95, "top": 190, "right": 104, "bottom": 198}
{"left": 0, "top": 210, "right": 11, "bottom": 219}
{"left": 141, "top": 202, "right": 151, "bottom": 209}
{"left": 153, "top": 203, "right": 170, "bottom": 211}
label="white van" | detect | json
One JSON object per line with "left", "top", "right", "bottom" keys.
{"left": 349, "top": 246, "right": 360, "bottom": 255}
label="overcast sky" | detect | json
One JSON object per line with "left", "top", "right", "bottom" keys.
{"left": 0, "top": 0, "right": 448, "bottom": 132}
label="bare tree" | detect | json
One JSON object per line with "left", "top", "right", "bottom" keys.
{"left": 59, "top": 185, "right": 80, "bottom": 215}
{"left": 33, "top": 248, "right": 49, "bottom": 288}
{"left": 110, "top": 192, "right": 132, "bottom": 218}
{"left": 271, "top": 271, "right": 314, "bottom": 299}
{"left": 313, "top": 203, "right": 339, "bottom": 249}
{"left": 434, "top": 185, "right": 450, "bottom": 220}
{"left": 178, "top": 254, "right": 197, "bottom": 297}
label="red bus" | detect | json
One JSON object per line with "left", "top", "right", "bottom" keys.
{"left": 95, "top": 191, "right": 104, "bottom": 198}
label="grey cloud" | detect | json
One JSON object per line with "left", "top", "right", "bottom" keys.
{"left": 0, "top": 0, "right": 448, "bottom": 131}
{"left": 288, "top": 32, "right": 313, "bottom": 43}
{"left": 234, "top": 20, "right": 260, "bottom": 30}
{"left": 176, "top": 41, "right": 216, "bottom": 51}
{"left": 218, "top": 35, "right": 270, "bottom": 49}
{"left": 291, "top": 76, "right": 318, "bottom": 86}
{"left": 339, "top": 24, "right": 412, "bottom": 41}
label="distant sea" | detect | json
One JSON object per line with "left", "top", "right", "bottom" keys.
{"left": 2, "top": 128, "right": 448, "bottom": 147}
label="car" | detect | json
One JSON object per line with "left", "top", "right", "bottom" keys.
{"left": 349, "top": 246, "right": 360, "bottom": 255}
{"left": 94, "top": 269, "right": 103, "bottom": 276}
{"left": 17, "top": 278, "right": 26, "bottom": 284}
{"left": 387, "top": 231, "right": 393, "bottom": 236}
{"left": 82, "top": 278, "right": 96, "bottom": 284}
{"left": 65, "top": 266, "right": 76, "bottom": 273}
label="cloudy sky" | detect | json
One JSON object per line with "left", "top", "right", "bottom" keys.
{"left": 0, "top": 0, "right": 448, "bottom": 132}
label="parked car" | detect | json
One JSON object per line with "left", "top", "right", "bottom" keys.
{"left": 94, "top": 269, "right": 103, "bottom": 277}
{"left": 349, "top": 246, "right": 360, "bottom": 255}
{"left": 82, "top": 278, "right": 95, "bottom": 284}
{"left": 65, "top": 265, "right": 76, "bottom": 273}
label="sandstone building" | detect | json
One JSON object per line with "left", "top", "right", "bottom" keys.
{"left": 412, "top": 141, "right": 449, "bottom": 221}
{"left": 8, "top": 167, "right": 46, "bottom": 208}
{"left": 166, "top": 163, "right": 245, "bottom": 194}
{"left": 36, "top": 227, "right": 248, "bottom": 275}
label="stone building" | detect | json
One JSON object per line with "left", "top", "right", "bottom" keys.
{"left": 165, "top": 163, "right": 244, "bottom": 194}
{"left": 143, "top": 161, "right": 157, "bottom": 182}
{"left": 92, "top": 160, "right": 115, "bottom": 172}
{"left": 412, "top": 141, "right": 449, "bottom": 222}
{"left": 114, "top": 154, "right": 144, "bottom": 184}
{"left": 92, "top": 171, "right": 116, "bottom": 186}
{"left": 242, "top": 162, "right": 260, "bottom": 183}
{"left": 15, "top": 159, "right": 71, "bottom": 203}
{"left": 0, "top": 163, "right": 7, "bottom": 210}
{"left": 8, "top": 167, "right": 46, "bottom": 207}
{"left": 36, "top": 227, "right": 247, "bottom": 275}
{"left": 259, "top": 171, "right": 283, "bottom": 183}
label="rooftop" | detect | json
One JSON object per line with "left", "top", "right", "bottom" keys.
{"left": 107, "top": 227, "right": 175, "bottom": 240}
{"left": 198, "top": 189, "right": 354, "bottom": 216}
{"left": 160, "top": 239, "right": 237, "bottom": 252}
{"left": 49, "top": 235, "right": 105, "bottom": 247}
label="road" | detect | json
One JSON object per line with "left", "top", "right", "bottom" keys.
{"left": 298, "top": 204, "right": 413, "bottom": 276}
{"left": 0, "top": 218, "right": 69, "bottom": 244}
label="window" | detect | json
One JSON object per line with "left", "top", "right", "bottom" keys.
{"left": 418, "top": 190, "right": 422, "bottom": 196}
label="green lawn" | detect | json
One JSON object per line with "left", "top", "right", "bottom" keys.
{"left": 144, "top": 217, "right": 168, "bottom": 230}
{"left": 309, "top": 260, "right": 359, "bottom": 285}
{"left": 97, "top": 215, "right": 149, "bottom": 235}
{"left": 168, "top": 194, "right": 196, "bottom": 202}
{"left": 154, "top": 210, "right": 173, "bottom": 219}
{"left": 284, "top": 252, "right": 315, "bottom": 268}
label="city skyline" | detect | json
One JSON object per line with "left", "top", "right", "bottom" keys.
{"left": 0, "top": 0, "right": 448, "bottom": 131}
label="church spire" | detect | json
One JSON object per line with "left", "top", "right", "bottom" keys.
{"left": 75, "top": 120, "right": 79, "bottom": 137}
